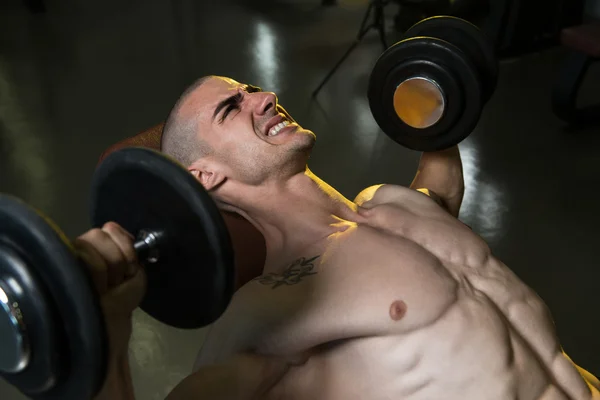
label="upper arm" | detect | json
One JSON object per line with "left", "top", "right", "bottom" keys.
{"left": 563, "top": 352, "right": 600, "bottom": 392}
{"left": 194, "top": 271, "right": 323, "bottom": 369}
{"left": 408, "top": 148, "right": 465, "bottom": 217}
{"left": 170, "top": 353, "right": 288, "bottom": 400}
{"left": 195, "top": 254, "right": 390, "bottom": 367}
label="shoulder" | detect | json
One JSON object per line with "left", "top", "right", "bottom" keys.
{"left": 354, "top": 184, "right": 444, "bottom": 209}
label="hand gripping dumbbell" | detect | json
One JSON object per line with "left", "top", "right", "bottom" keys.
{"left": 368, "top": 16, "right": 499, "bottom": 151}
{"left": 0, "top": 148, "right": 235, "bottom": 400}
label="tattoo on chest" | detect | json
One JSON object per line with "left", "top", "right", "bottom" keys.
{"left": 254, "top": 255, "right": 320, "bottom": 289}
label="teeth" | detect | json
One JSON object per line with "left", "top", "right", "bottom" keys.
{"left": 268, "top": 121, "right": 290, "bottom": 136}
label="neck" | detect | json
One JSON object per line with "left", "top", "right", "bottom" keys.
{"left": 228, "top": 168, "right": 361, "bottom": 269}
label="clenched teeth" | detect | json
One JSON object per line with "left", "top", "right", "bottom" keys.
{"left": 268, "top": 121, "right": 290, "bottom": 136}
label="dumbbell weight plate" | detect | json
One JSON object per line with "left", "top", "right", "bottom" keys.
{"left": 404, "top": 15, "right": 498, "bottom": 103}
{"left": 0, "top": 195, "right": 107, "bottom": 400}
{"left": 90, "top": 148, "right": 235, "bottom": 329}
{"left": 369, "top": 36, "right": 483, "bottom": 151}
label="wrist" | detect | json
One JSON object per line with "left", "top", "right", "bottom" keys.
{"left": 419, "top": 145, "right": 461, "bottom": 165}
{"left": 95, "top": 352, "right": 134, "bottom": 400}
{"left": 418, "top": 148, "right": 463, "bottom": 184}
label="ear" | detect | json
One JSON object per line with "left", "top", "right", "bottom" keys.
{"left": 188, "top": 159, "right": 226, "bottom": 191}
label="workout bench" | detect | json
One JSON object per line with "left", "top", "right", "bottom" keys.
{"left": 97, "top": 123, "right": 267, "bottom": 292}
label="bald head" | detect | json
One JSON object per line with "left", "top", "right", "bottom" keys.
{"left": 161, "top": 75, "right": 214, "bottom": 167}
{"left": 161, "top": 75, "right": 315, "bottom": 196}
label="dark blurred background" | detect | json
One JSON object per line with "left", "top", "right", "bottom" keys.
{"left": 1, "top": 0, "right": 599, "bottom": 398}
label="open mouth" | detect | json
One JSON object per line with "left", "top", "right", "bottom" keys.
{"left": 268, "top": 120, "right": 291, "bottom": 136}
{"left": 261, "top": 106, "right": 299, "bottom": 140}
{"left": 263, "top": 114, "right": 291, "bottom": 137}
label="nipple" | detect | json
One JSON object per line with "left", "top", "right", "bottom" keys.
{"left": 389, "top": 300, "right": 407, "bottom": 321}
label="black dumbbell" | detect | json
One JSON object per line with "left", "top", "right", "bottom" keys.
{"left": 0, "top": 148, "right": 235, "bottom": 400}
{"left": 368, "top": 16, "right": 498, "bottom": 152}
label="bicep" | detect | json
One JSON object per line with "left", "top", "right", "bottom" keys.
{"left": 413, "top": 188, "right": 447, "bottom": 209}
{"left": 194, "top": 277, "right": 317, "bottom": 370}
{"left": 410, "top": 172, "right": 463, "bottom": 218}
{"left": 197, "top": 271, "right": 379, "bottom": 363}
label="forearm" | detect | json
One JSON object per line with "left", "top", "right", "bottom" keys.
{"left": 94, "top": 354, "right": 135, "bottom": 400}
{"left": 410, "top": 146, "right": 464, "bottom": 217}
{"left": 168, "top": 363, "right": 249, "bottom": 400}
{"left": 168, "top": 353, "right": 295, "bottom": 400}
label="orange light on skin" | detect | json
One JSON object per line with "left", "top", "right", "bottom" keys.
{"left": 416, "top": 188, "right": 431, "bottom": 197}
{"left": 353, "top": 184, "right": 384, "bottom": 208}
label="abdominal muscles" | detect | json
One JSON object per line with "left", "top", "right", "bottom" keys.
{"left": 268, "top": 281, "right": 565, "bottom": 400}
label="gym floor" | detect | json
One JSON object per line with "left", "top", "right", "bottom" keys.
{"left": 1, "top": 0, "right": 599, "bottom": 398}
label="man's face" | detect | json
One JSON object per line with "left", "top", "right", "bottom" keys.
{"left": 187, "top": 76, "right": 316, "bottom": 186}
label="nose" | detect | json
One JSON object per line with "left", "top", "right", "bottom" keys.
{"left": 254, "top": 92, "right": 277, "bottom": 116}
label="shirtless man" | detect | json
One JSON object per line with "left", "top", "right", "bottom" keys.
{"left": 85, "top": 74, "right": 599, "bottom": 400}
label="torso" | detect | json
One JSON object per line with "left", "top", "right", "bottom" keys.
{"left": 195, "top": 185, "right": 597, "bottom": 400}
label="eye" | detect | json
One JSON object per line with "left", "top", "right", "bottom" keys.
{"left": 220, "top": 92, "right": 244, "bottom": 123}
{"left": 223, "top": 104, "right": 238, "bottom": 118}
{"left": 220, "top": 104, "right": 239, "bottom": 123}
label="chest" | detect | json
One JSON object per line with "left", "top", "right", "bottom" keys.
{"left": 198, "top": 207, "right": 500, "bottom": 365}
{"left": 361, "top": 202, "right": 492, "bottom": 269}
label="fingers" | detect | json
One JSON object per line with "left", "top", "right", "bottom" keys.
{"left": 77, "top": 227, "right": 125, "bottom": 288}
{"left": 74, "top": 236, "right": 109, "bottom": 294}
{"left": 74, "top": 222, "right": 139, "bottom": 294}
{"left": 102, "top": 268, "right": 147, "bottom": 317}
{"left": 101, "top": 222, "right": 139, "bottom": 278}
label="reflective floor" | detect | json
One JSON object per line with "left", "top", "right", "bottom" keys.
{"left": 1, "top": 0, "right": 599, "bottom": 398}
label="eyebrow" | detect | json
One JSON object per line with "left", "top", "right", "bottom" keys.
{"left": 211, "top": 84, "right": 263, "bottom": 123}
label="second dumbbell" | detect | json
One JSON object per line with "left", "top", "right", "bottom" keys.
{"left": 368, "top": 16, "right": 498, "bottom": 152}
